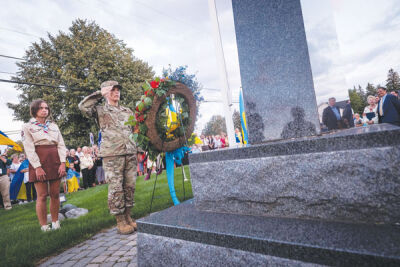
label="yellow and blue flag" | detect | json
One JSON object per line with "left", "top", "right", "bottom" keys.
{"left": 165, "top": 98, "right": 180, "bottom": 138}
{"left": 0, "top": 130, "right": 22, "bottom": 152}
{"left": 239, "top": 90, "right": 249, "bottom": 144}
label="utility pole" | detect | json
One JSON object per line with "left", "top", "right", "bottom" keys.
{"left": 208, "top": 0, "right": 236, "bottom": 147}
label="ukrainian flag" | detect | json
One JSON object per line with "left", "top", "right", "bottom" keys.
{"left": 165, "top": 98, "right": 180, "bottom": 138}
{"left": 0, "top": 130, "right": 22, "bottom": 152}
{"left": 239, "top": 90, "right": 249, "bottom": 144}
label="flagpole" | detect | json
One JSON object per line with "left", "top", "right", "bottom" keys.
{"left": 208, "top": 0, "right": 236, "bottom": 147}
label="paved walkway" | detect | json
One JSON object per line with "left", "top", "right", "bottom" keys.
{"left": 39, "top": 227, "right": 138, "bottom": 267}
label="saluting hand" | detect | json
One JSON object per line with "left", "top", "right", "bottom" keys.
{"left": 35, "top": 167, "right": 47, "bottom": 181}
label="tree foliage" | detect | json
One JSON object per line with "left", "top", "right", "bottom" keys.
{"left": 365, "top": 82, "right": 377, "bottom": 97}
{"left": 386, "top": 68, "right": 400, "bottom": 92}
{"left": 348, "top": 88, "right": 365, "bottom": 115}
{"left": 232, "top": 110, "right": 242, "bottom": 131}
{"left": 8, "top": 19, "right": 154, "bottom": 148}
{"left": 162, "top": 65, "right": 204, "bottom": 103}
{"left": 201, "top": 111, "right": 241, "bottom": 136}
{"left": 202, "top": 115, "right": 226, "bottom": 136}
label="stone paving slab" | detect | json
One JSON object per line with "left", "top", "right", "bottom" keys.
{"left": 39, "top": 227, "right": 138, "bottom": 267}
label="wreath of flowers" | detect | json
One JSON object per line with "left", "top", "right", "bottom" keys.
{"left": 126, "top": 77, "right": 196, "bottom": 160}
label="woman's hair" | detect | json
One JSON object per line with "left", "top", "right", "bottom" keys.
{"left": 30, "top": 99, "right": 51, "bottom": 118}
{"left": 367, "top": 95, "right": 375, "bottom": 103}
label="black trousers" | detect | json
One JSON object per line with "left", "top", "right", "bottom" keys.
{"left": 25, "top": 182, "right": 37, "bottom": 202}
{"left": 82, "top": 168, "right": 90, "bottom": 189}
{"left": 89, "top": 166, "right": 97, "bottom": 186}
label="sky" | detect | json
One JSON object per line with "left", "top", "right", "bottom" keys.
{"left": 1, "top": 0, "right": 399, "bottom": 142}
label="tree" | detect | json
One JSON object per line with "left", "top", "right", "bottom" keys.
{"left": 202, "top": 115, "right": 226, "bottom": 136}
{"left": 202, "top": 111, "right": 241, "bottom": 136}
{"left": 386, "top": 68, "right": 400, "bottom": 92}
{"left": 348, "top": 88, "right": 365, "bottom": 115}
{"left": 356, "top": 85, "right": 366, "bottom": 104}
{"left": 365, "top": 83, "right": 377, "bottom": 97}
{"left": 8, "top": 19, "right": 154, "bottom": 148}
{"left": 162, "top": 65, "right": 203, "bottom": 103}
{"left": 232, "top": 110, "right": 242, "bottom": 131}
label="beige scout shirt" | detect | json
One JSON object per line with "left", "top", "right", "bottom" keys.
{"left": 22, "top": 118, "right": 67, "bottom": 169}
{"left": 78, "top": 91, "right": 136, "bottom": 157}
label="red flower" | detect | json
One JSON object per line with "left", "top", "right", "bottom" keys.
{"left": 137, "top": 114, "right": 145, "bottom": 122}
{"left": 145, "top": 90, "right": 155, "bottom": 97}
{"left": 150, "top": 80, "right": 160, "bottom": 89}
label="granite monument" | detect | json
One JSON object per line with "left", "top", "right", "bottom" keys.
{"left": 137, "top": 0, "right": 400, "bottom": 265}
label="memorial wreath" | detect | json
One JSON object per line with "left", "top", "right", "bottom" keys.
{"left": 125, "top": 77, "right": 197, "bottom": 160}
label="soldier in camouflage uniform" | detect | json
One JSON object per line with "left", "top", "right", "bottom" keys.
{"left": 79, "top": 81, "right": 137, "bottom": 234}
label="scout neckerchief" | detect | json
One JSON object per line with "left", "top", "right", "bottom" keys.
{"left": 31, "top": 120, "right": 51, "bottom": 133}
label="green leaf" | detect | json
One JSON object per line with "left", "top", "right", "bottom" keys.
{"left": 144, "top": 97, "right": 152, "bottom": 106}
{"left": 143, "top": 81, "right": 151, "bottom": 91}
{"left": 137, "top": 134, "right": 144, "bottom": 143}
{"left": 138, "top": 102, "right": 145, "bottom": 112}
{"left": 139, "top": 124, "right": 147, "bottom": 134}
{"left": 130, "top": 133, "right": 138, "bottom": 142}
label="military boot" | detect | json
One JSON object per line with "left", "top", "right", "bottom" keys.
{"left": 115, "top": 214, "right": 134, "bottom": 235}
{"left": 124, "top": 207, "right": 137, "bottom": 231}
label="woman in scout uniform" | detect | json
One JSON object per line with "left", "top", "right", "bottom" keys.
{"left": 22, "top": 99, "right": 67, "bottom": 232}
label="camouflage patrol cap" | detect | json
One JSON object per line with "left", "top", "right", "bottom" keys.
{"left": 100, "top": 80, "right": 122, "bottom": 96}
{"left": 100, "top": 80, "right": 122, "bottom": 90}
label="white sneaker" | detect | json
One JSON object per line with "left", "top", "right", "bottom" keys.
{"left": 41, "top": 225, "right": 51, "bottom": 232}
{"left": 52, "top": 221, "right": 61, "bottom": 230}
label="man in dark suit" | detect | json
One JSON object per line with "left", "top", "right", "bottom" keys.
{"left": 377, "top": 87, "right": 400, "bottom": 126}
{"left": 322, "top": 97, "right": 343, "bottom": 130}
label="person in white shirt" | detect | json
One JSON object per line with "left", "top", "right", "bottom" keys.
{"left": 214, "top": 135, "right": 222, "bottom": 149}
{"left": 362, "top": 95, "right": 379, "bottom": 125}
{"left": 8, "top": 154, "right": 21, "bottom": 182}
{"left": 76, "top": 147, "right": 84, "bottom": 159}
{"left": 80, "top": 146, "right": 94, "bottom": 189}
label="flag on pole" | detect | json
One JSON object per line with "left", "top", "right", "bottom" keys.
{"left": 98, "top": 131, "right": 102, "bottom": 148}
{"left": 90, "top": 132, "right": 94, "bottom": 146}
{"left": 239, "top": 90, "right": 249, "bottom": 144}
{"left": 0, "top": 130, "right": 22, "bottom": 151}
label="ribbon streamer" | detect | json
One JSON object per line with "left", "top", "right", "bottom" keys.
{"left": 165, "top": 146, "right": 190, "bottom": 205}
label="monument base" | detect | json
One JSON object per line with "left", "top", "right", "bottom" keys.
{"left": 137, "top": 200, "right": 400, "bottom": 266}
{"left": 189, "top": 124, "right": 400, "bottom": 224}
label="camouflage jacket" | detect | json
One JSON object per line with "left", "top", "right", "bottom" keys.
{"left": 78, "top": 91, "right": 136, "bottom": 157}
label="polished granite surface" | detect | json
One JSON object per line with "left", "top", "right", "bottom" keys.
{"left": 138, "top": 200, "right": 400, "bottom": 266}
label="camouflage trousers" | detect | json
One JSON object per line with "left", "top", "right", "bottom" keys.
{"left": 103, "top": 154, "right": 137, "bottom": 215}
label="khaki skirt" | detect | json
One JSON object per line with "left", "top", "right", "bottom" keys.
{"left": 29, "top": 145, "right": 62, "bottom": 183}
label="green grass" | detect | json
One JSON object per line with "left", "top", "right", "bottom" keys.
{"left": 0, "top": 166, "right": 192, "bottom": 267}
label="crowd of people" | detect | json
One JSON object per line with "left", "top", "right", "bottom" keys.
{"left": 191, "top": 129, "right": 246, "bottom": 153}
{"left": 322, "top": 87, "right": 400, "bottom": 131}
